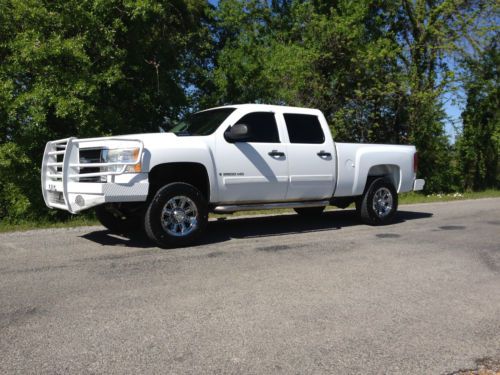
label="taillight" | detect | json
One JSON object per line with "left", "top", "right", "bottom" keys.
{"left": 413, "top": 152, "right": 419, "bottom": 174}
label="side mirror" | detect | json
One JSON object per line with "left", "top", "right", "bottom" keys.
{"left": 224, "top": 123, "right": 249, "bottom": 142}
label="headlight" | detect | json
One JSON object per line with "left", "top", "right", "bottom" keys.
{"left": 101, "top": 147, "right": 141, "bottom": 173}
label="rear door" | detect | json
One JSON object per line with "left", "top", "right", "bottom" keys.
{"left": 280, "top": 113, "right": 336, "bottom": 201}
{"left": 214, "top": 111, "right": 289, "bottom": 203}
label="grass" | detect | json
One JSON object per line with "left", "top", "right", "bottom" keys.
{"left": 398, "top": 189, "right": 500, "bottom": 204}
{"left": 0, "top": 215, "right": 99, "bottom": 234}
{"left": 1, "top": 189, "right": 499, "bottom": 233}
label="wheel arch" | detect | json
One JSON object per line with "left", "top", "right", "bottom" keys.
{"left": 355, "top": 163, "right": 401, "bottom": 196}
{"left": 148, "top": 162, "right": 211, "bottom": 201}
{"left": 367, "top": 164, "right": 400, "bottom": 191}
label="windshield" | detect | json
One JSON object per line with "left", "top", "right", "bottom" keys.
{"left": 168, "top": 107, "right": 236, "bottom": 136}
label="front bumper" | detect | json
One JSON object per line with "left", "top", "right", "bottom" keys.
{"left": 41, "top": 137, "right": 149, "bottom": 213}
{"left": 44, "top": 175, "right": 149, "bottom": 213}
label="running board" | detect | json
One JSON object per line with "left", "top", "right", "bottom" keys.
{"left": 213, "top": 200, "right": 330, "bottom": 214}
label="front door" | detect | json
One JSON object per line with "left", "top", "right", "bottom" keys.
{"left": 215, "top": 112, "right": 288, "bottom": 204}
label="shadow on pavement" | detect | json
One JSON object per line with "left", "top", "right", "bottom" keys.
{"left": 80, "top": 209, "right": 432, "bottom": 249}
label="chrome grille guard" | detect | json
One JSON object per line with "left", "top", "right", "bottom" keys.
{"left": 41, "top": 137, "right": 144, "bottom": 213}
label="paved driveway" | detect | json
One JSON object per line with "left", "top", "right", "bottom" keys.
{"left": 1, "top": 199, "right": 499, "bottom": 374}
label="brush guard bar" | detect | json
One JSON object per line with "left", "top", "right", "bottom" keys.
{"left": 41, "top": 137, "right": 149, "bottom": 213}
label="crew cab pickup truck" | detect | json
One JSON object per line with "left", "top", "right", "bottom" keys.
{"left": 41, "top": 104, "right": 424, "bottom": 247}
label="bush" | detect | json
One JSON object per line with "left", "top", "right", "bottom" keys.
{"left": 0, "top": 143, "right": 38, "bottom": 222}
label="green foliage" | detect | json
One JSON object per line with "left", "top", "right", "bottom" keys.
{"left": 0, "top": 0, "right": 209, "bottom": 221}
{"left": 0, "top": 0, "right": 497, "bottom": 223}
{"left": 0, "top": 143, "right": 36, "bottom": 222}
{"left": 208, "top": 0, "right": 407, "bottom": 144}
{"left": 456, "top": 37, "right": 499, "bottom": 190}
{"left": 395, "top": 0, "right": 482, "bottom": 192}
{"left": 0, "top": 0, "right": 209, "bottom": 147}
{"left": 205, "top": 0, "right": 492, "bottom": 193}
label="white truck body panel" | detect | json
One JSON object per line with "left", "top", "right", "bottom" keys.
{"left": 214, "top": 140, "right": 289, "bottom": 203}
{"left": 334, "top": 142, "right": 416, "bottom": 197}
{"left": 41, "top": 104, "right": 424, "bottom": 214}
{"left": 139, "top": 133, "right": 220, "bottom": 202}
{"left": 277, "top": 110, "right": 336, "bottom": 201}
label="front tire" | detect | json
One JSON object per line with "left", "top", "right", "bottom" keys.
{"left": 357, "top": 177, "right": 398, "bottom": 225}
{"left": 144, "top": 183, "right": 208, "bottom": 248}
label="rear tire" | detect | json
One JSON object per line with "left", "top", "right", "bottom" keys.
{"left": 144, "top": 182, "right": 208, "bottom": 248}
{"left": 95, "top": 203, "right": 142, "bottom": 234}
{"left": 357, "top": 177, "right": 398, "bottom": 225}
{"left": 294, "top": 206, "right": 325, "bottom": 216}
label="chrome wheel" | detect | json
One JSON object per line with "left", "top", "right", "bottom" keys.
{"left": 372, "top": 187, "right": 393, "bottom": 218}
{"left": 161, "top": 196, "right": 198, "bottom": 237}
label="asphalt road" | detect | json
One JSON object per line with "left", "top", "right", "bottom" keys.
{"left": 1, "top": 199, "right": 499, "bottom": 374}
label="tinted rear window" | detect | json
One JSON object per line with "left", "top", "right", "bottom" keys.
{"left": 284, "top": 114, "right": 325, "bottom": 144}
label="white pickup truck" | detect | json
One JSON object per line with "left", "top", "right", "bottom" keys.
{"left": 42, "top": 104, "right": 424, "bottom": 247}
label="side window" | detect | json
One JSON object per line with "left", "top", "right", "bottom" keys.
{"left": 283, "top": 114, "right": 325, "bottom": 144}
{"left": 235, "top": 112, "right": 280, "bottom": 143}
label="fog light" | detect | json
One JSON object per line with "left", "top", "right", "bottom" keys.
{"left": 75, "top": 195, "right": 85, "bottom": 207}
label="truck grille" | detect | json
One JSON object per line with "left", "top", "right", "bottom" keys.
{"left": 79, "top": 149, "right": 102, "bottom": 182}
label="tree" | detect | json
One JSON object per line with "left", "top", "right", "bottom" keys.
{"left": 0, "top": 0, "right": 209, "bottom": 221}
{"left": 457, "top": 37, "right": 499, "bottom": 190}
{"left": 207, "top": 0, "right": 407, "bottom": 144}
{"left": 392, "top": 0, "right": 489, "bottom": 191}
{"left": 207, "top": 0, "right": 476, "bottom": 192}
